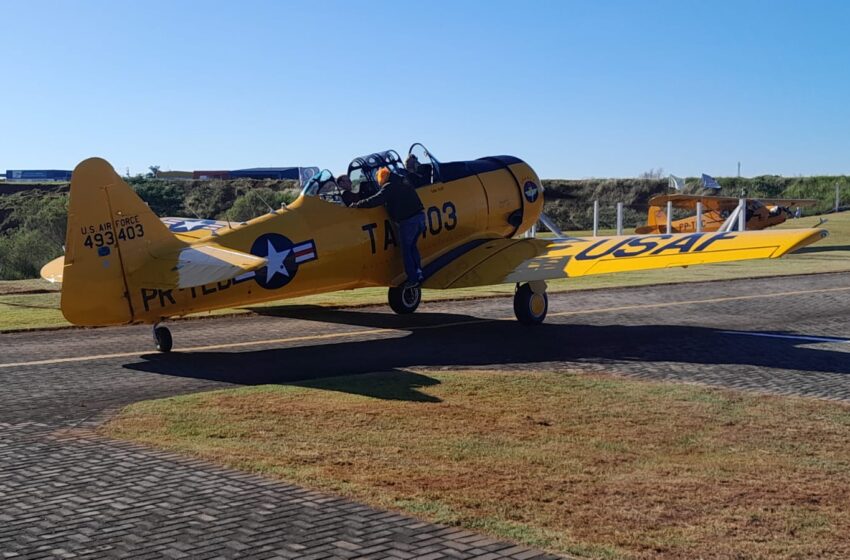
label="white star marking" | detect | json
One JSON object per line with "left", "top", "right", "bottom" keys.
{"left": 264, "top": 240, "right": 291, "bottom": 283}
{"left": 178, "top": 219, "right": 210, "bottom": 231}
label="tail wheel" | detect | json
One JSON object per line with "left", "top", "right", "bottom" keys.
{"left": 513, "top": 283, "right": 548, "bottom": 325}
{"left": 388, "top": 285, "right": 421, "bottom": 314}
{"left": 153, "top": 326, "right": 173, "bottom": 353}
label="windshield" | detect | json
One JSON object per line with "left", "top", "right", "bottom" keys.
{"left": 301, "top": 169, "right": 343, "bottom": 203}
{"left": 407, "top": 143, "right": 439, "bottom": 185}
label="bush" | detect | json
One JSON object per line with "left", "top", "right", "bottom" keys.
{"left": 183, "top": 181, "right": 234, "bottom": 220}
{"left": 227, "top": 188, "right": 297, "bottom": 222}
{"left": 0, "top": 229, "right": 63, "bottom": 280}
{"left": 131, "top": 181, "right": 185, "bottom": 216}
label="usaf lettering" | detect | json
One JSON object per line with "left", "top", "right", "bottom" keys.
{"left": 574, "top": 232, "right": 738, "bottom": 260}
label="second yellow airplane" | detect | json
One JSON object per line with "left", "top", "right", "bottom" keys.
{"left": 41, "top": 144, "right": 828, "bottom": 352}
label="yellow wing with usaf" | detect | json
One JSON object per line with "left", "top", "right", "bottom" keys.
{"left": 423, "top": 229, "right": 828, "bottom": 289}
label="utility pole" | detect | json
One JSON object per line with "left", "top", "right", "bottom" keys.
{"left": 737, "top": 161, "right": 741, "bottom": 177}
{"left": 837, "top": 182, "right": 841, "bottom": 212}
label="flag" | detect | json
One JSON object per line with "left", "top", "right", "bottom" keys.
{"left": 668, "top": 174, "right": 685, "bottom": 191}
{"left": 701, "top": 173, "right": 721, "bottom": 189}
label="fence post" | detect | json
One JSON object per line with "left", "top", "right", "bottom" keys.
{"left": 696, "top": 201, "right": 703, "bottom": 233}
{"left": 593, "top": 200, "right": 599, "bottom": 237}
{"left": 616, "top": 202, "right": 624, "bottom": 236}
{"left": 738, "top": 198, "right": 746, "bottom": 231}
{"left": 666, "top": 200, "right": 673, "bottom": 234}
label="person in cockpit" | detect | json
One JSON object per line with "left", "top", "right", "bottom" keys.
{"left": 337, "top": 174, "right": 359, "bottom": 207}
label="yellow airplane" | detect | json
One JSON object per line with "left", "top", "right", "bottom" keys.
{"left": 41, "top": 145, "right": 828, "bottom": 352}
{"left": 636, "top": 193, "right": 818, "bottom": 234}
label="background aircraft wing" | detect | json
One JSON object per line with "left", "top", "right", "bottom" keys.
{"left": 422, "top": 229, "right": 827, "bottom": 289}
{"left": 649, "top": 194, "right": 741, "bottom": 210}
{"left": 758, "top": 198, "right": 818, "bottom": 207}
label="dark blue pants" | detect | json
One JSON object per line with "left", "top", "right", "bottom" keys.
{"left": 398, "top": 212, "right": 426, "bottom": 283}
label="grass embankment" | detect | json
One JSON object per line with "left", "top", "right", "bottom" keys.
{"left": 3, "top": 212, "right": 848, "bottom": 331}
{"left": 103, "top": 370, "right": 850, "bottom": 559}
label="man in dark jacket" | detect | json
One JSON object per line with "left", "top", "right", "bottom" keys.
{"left": 353, "top": 167, "right": 426, "bottom": 287}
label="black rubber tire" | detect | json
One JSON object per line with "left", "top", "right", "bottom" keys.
{"left": 513, "top": 283, "right": 548, "bottom": 325}
{"left": 388, "top": 285, "right": 421, "bottom": 314}
{"left": 154, "top": 326, "right": 173, "bottom": 353}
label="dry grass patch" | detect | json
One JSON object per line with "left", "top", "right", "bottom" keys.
{"left": 103, "top": 370, "right": 850, "bottom": 559}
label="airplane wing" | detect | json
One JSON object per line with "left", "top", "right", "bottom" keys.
{"left": 160, "top": 217, "right": 230, "bottom": 241}
{"left": 758, "top": 198, "right": 818, "bottom": 207}
{"left": 423, "top": 228, "right": 827, "bottom": 289}
{"left": 649, "top": 194, "right": 741, "bottom": 210}
{"left": 650, "top": 194, "right": 819, "bottom": 210}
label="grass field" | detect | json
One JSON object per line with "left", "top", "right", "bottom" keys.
{"left": 3, "top": 212, "right": 848, "bottom": 331}
{"left": 103, "top": 370, "right": 850, "bottom": 559}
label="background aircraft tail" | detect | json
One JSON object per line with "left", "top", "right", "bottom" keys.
{"left": 635, "top": 205, "right": 664, "bottom": 234}
{"left": 60, "top": 158, "right": 180, "bottom": 325}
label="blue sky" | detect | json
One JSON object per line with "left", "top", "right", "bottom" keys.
{"left": 2, "top": 0, "right": 849, "bottom": 178}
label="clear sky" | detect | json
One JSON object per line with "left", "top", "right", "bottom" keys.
{"left": 2, "top": 0, "right": 849, "bottom": 178}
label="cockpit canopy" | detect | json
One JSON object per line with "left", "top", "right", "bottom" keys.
{"left": 347, "top": 150, "right": 405, "bottom": 199}
{"left": 300, "top": 143, "right": 443, "bottom": 205}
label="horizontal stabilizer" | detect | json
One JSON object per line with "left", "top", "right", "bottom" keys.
{"left": 40, "top": 256, "right": 65, "bottom": 283}
{"left": 130, "top": 243, "right": 267, "bottom": 290}
{"left": 174, "top": 245, "right": 267, "bottom": 288}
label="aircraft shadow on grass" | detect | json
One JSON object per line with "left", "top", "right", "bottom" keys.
{"left": 124, "top": 306, "right": 850, "bottom": 402}
{"left": 793, "top": 244, "right": 850, "bottom": 255}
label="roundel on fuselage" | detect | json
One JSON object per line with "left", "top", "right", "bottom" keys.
{"left": 249, "top": 233, "right": 318, "bottom": 290}
{"left": 523, "top": 181, "right": 540, "bottom": 203}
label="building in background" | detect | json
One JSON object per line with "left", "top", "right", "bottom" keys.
{"left": 154, "top": 170, "right": 193, "bottom": 179}
{"left": 5, "top": 169, "right": 72, "bottom": 182}
{"left": 192, "top": 170, "right": 231, "bottom": 180}
{"left": 229, "top": 167, "right": 310, "bottom": 180}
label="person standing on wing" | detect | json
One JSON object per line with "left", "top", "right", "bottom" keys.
{"left": 353, "top": 166, "right": 426, "bottom": 287}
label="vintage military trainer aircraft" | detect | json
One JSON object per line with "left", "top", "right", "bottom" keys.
{"left": 636, "top": 193, "right": 818, "bottom": 234}
{"left": 41, "top": 144, "right": 827, "bottom": 352}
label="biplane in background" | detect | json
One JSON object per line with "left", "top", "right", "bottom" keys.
{"left": 41, "top": 144, "right": 827, "bottom": 352}
{"left": 636, "top": 193, "right": 818, "bottom": 234}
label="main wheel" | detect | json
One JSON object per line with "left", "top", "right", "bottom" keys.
{"left": 153, "top": 326, "right": 173, "bottom": 353}
{"left": 388, "top": 285, "right": 421, "bottom": 314}
{"left": 513, "top": 283, "right": 548, "bottom": 325}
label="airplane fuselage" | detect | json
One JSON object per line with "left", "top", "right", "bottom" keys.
{"left": 129, "top": 160, "right": 542, "bottom": 323}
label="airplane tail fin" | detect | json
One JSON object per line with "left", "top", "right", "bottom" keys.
{"left": 635, "top": 205, "right": 663, "bottom": 234}
{"left": 60, "top": 158, "right": 181, "bottom": 325}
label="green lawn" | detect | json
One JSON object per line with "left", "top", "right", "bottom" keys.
{"left": 2, "top": 212, "right": 848, "bottom": 331}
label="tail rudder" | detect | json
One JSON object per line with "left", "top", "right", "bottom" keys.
{"left": 635, "top": 205, "right": 663, "bottom": 234}
{"left": 61, "top": 158, "right": 180, "bottom": 325}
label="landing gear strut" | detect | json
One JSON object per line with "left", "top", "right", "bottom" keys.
{"left": 153, "top": 323, "right": 173, "bottom": 353}
{"left": 388, "top": 285, "right": 421, "bottom": 314}
{"left": 513, "top": 281, "right": 548, "bottom": 325}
